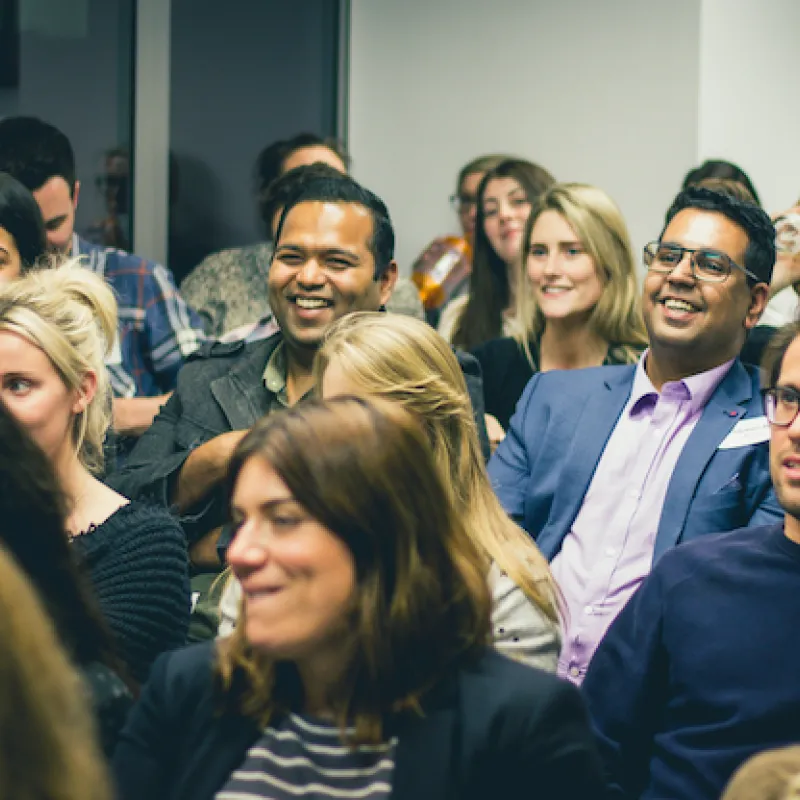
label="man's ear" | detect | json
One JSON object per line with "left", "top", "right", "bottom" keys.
{"left": 378, "top": 260, "right": 399, "bottom": 307}
{"left": 72, "top": 179, "right": 81, "bottom": 211}
{"left": 744, "top": 282, "right": 770, "bottom": 331}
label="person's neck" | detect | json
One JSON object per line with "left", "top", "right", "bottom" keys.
{"left": 644, "top": 346, "right": 732, "bottom": 392}
{"left": 539, "top": 319, "right": 609, "bottom": 372}
{"left": 284, "top": 344, "right": 317, "bottom": 406}
{"left": 295, "top": 645, "right": 349, "bottom": 719}
{"left": 784, "top": 515, "right": 800, "bottom": 546}
{"left": 55, "top": 449, "right": 97, "bottom": 535}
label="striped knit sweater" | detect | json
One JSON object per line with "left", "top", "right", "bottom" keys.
{"left": 71, "top": 502, "right": 190, "bottom": 683}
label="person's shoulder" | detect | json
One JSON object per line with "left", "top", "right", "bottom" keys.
{"left": 533, "top": 362, "right": 634, "bottom": 393}
{"left": 150, "top": 641, "right": 217, "bottom": 701}
{"left": 458, "top": 648, "right": 574, "bottom": 710}
{"left": 472, "top": 336, "right": 521, "bottom": 361}
{"left": 654, "top": 523, "right": 782, "bottom": 585}
{"left": 186, "top": 331, "right": 282, "bottom": 366}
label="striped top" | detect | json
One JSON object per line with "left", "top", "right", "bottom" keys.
{"left": 216, "top": 712, "right": 397, "bottom": 800}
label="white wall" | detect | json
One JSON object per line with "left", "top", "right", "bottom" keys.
{"left": 698, "top": 0, "right": 800, "bottom": 215}
{"left": 348, "top": 0, "right": 702, "bottom": 274}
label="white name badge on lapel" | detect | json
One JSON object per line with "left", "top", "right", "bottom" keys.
{"left": 718, "top": 416, "right": 770, "bottom": 450}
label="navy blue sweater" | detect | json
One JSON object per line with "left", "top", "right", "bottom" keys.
{"left": 583, "top": 523, "right": 800, "bottom": 800}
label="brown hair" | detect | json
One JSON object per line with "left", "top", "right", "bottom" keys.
{"left": 316, "top": 312, "right": 560, "bottom": 625}
{"left": 452, "top": 158, "right": 555, "bottom": 350}
{"left": 0, "top": 544, "right": 111, "bottom": 800}
{"left": 761, "top": 320, "right": 800, "bottom": 388}
{"left": 456, "top": 154, "right": 509, "bottom": 194}
{"left": 216, "top": 397, "right": 491, "bottom": 744}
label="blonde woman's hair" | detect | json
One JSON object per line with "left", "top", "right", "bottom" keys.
{"left": 0, "top": 543, "right": 111, "bottom": 800}
{"left": 721, "top": 746, "right": 800, "bottom": 800}
{"left": 0, "top": 260, "right": 117, "bottom": 474}
{"left": 514, "top": 183, "right": 648, "bottom": 369}
{"left": 315, "top": 312, "right": 559, "bottom": 625}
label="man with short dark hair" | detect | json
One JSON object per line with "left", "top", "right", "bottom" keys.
{"left": 583, "top": 319, "right": 800, "bottom": 800}
{"left": 489, "top": 186, "right": 782, "bottom": 683}
{"left": 108, "top": 172, "right": 399, "bottom": 565}
{"left": 0, "top": 116, "right": 206, "bottom": 439}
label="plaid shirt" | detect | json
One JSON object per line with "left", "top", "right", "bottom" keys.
{"left": 73, "top": 234, "right": 206, "bottom": 397}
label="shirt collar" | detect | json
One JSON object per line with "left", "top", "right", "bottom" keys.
{"left": 628, "top": 349, "right": 736, "bottom": 416}
{"left": 262, "top": 340, "right": 289, "bottom": 407}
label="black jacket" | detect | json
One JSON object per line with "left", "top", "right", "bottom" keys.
{"left": 112, "top": 642, "right": 604, "bottom": 800}
{"left": 108, "top": 333, "right": 490, "bottom": 545}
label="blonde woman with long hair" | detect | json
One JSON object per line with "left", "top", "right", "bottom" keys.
{"left": 0, "top": 543, "right": 111, "bottom": 800}
{"left": 0, "top": 262, "right": 190, "bottom": 681}
{"left": 316, "top": 311, "right": 561, "bottom": 670}
{"left": 472, "top": 183, "right": 648, "bottom": 443}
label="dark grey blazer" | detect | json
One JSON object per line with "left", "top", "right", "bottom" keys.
{"left": 112, "top": 642, "right": 604, "bottom": 800}
{"left": 108, "top": 332, "right": 490, "bottom": 544}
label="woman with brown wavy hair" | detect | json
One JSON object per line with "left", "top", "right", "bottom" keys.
{"left": 113, "top": 397, "right": 602, "bottom": 800}
{"left": 0, "top": 543, "right": 111, "bottom": 800}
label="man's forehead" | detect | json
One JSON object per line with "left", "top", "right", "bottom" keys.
{"left": 663, "top": 208, "right": 747, "bottom": 250}
{"left": 779, "top": 337, "right": 800, "bottom": 383}
{"left": 280, "top": 200, "right": 372, "bottom": 246}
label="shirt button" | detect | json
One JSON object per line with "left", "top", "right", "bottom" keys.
{"left": 584, "top": 605, "right": 594, "bottom": 615}
{"left": 569, "top": 666, "right": 580, "bottom": 678}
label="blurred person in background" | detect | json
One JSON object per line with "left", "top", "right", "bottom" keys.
{"left": 0, "top": 171, "right": 48, "bottom": 283}
{"left": 439, "top": 158, "right": 555, "bottom": 348}
{"left": 412, "top": 154, "right": 507, "bottom": 325}
{"left": 0, "top": 116, "right": 207, "bottom": 441}
{"left": 0, "top": 543, "right": 112, "bottom": 800}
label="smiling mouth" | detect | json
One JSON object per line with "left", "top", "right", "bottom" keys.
{"left": 290, "top": 297, "right": 333, "bottom": 310}
{"left": 541, "top": 286, "right": 571, "bottom": 294}
{"left": 660, "top": 297, "right": 700, "bottom": 313}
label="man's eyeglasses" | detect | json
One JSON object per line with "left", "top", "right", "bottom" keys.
{"left": 762, "top": 386, "right": 800, "bottom": 427}
{"left": 643, "top": 241, "right": 760, "bottom": 284}
{"left": 449, "top": 194, "right": 477, "bottom": 215}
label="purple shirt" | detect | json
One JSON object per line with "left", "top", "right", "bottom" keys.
{"left": 552, "top": 353, "right": 735, "bottom": 684}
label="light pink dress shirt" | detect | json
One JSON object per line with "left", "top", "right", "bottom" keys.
{"left": 552, "top": 354, "right": 735, "bottom": 684}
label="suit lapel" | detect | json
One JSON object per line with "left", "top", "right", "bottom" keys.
{"left": 390, "top": 705, "right": 458, "bottom": 800}
{"left": 537, "top": 368, "right": 634, "bottom": 555}
{"left": 653, "top": 360, "right": 754, "bottom": 561}
{"left": 210, "top": 339, "right": 278, "bottom": 430}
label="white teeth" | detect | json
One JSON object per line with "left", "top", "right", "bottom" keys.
{"left": 664, "top": 299, "right": 696, "bottom": 312}
{"left": 295, "top": 297, "right": 328, "bottom": 309}
{"left": 543, "top": 287, "right": 570, "bottom": 294}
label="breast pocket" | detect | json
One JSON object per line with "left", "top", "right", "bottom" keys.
{"left": 174, "top": 414, "right": 221, "bottom": 452}
{"left": 687, "top": 489, "right": 743, "bottom": 533}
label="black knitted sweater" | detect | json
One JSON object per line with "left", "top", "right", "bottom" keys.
{"left": 71, "top": 502, "right": 190, "bottom": 683}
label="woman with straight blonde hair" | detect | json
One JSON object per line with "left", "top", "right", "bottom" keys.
{"left": 0, "top": 261, "right": 190, "bottom": 682}
{"left": 316, "top": 311, "right": 561, "bottom": 670}
{"left": 473, "top": 183, "right": 648, "bottom": 442}
{"left": 113, "top": 397, "right": 602, "bottom": 800}
{"left": 0, "top": 543, "right": 112, "bottom": 800}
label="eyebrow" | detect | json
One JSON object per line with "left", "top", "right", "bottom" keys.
{"left": 275, "top": 244, "right": 360, "bottom": 260}
{"left": 43, "top": 214, "right": 68, "bottom": 230}
{"left": 231, "top": 496, "right": 299, "bottom": 515}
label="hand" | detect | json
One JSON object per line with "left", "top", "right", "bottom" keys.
{"left": 485, "top": 413, "right": 506, "bottom": 453}
{"left": 770, "top": 206, "right": 800, "bottom": 297}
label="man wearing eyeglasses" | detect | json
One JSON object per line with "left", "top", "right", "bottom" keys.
{"left": 582, "top": 321, "right": 800, "bottom": 800}
{"left": 488, "top": 185, "right": 781, "bottom": 685}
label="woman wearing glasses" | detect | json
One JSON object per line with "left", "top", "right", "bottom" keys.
{"left": 113, "top": 397, "right": 603, "bottom": 800}
{"left": 438, "top": 158, "right": 555, "bottom": 348}
{"left": 411, "top": 155, "right": 506, "bottom": 325}
{"left": 472, "top": 183, "right": 647, "bottom": 446}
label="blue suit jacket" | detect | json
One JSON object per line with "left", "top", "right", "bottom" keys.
{"left": 487, "top": 360, "right": 781, "bottom": 563}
